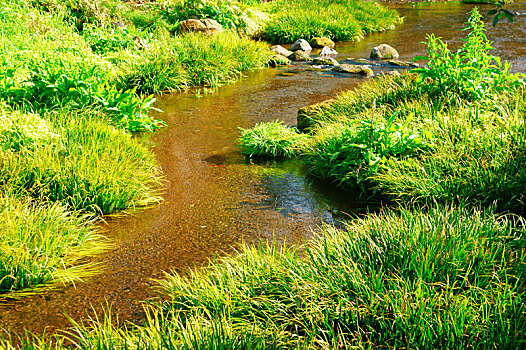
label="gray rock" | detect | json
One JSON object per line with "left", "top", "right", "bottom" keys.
{"left": 270, "top": 45, "right": 293, "bottom": 58}
{"left": 288, "top": 50, "right": 312, "bottom": 61}
{"left": 179, "top": 18, "right": 223, "bottom": 35}
{"left": 291, "top": 39, "right": 312, "bottom": 52}
{"left": 320, "top": 46, "right": 338, "bottom": 56}
{"left": 370, "top": 44, "right": 399, "bottom": 59}
{"left": 331, "top": 64, "right": 374, "bottom": 76}
{"left": 312, "top": 56, "right": 339, "bottom": 66}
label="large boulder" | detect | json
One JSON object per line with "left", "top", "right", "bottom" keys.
{"left": 270, "top": 45, "right": 293, "bottom": 58}
{"left": 320, "top": 46, "right": 338, "bottom": 56}
{"left": 331, "top": 64, "right": 374, "bottom": 76}
{"left": 310, "top": 37, "right": 335, "bottom": 48}
{"left": 370, "top": 44, "right": 399, "bottom": 59}
{"left": 179, "top": 18, "right": 223, "bottom": 35}
{"left": 297, "top": 99, "right": 335, "bottom": 131}
{"left": 291, "top": 39, "right": 312, "bottom": 52}
{"left": 312, "top": 56, "right": 339, "bottom": 66}
{"left": 288, "top": 50, "right": 312, "bottom": 61}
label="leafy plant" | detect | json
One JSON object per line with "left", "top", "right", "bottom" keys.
{"left": 306, "top": 110, "right": 428, "bottom": 187}
{"left": 413, "top": 8, "right": 524, "bottom": 101}
{"left": 83, "top": 25, "right": 147, "bottom": 54}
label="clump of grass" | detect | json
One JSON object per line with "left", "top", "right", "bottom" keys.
{"left": 305, "top": 110, "right": 429, "bottom": 188}
{"left": 112, "top": 31, "right": 273, "bottom": 93}
{"left": 172, "top": 32, "right": 272, "bottom": 87}
{"left": 261, "top": 0, "right": 399, "bottom": 43}
{"left": 0, "top": 108, "right": 162, "bottom": 214}
{"left": 239, "top": 120, "right": 309, "bottom": 157}
{"left": 0, "top": 195, "right": 103, "bottom": 293}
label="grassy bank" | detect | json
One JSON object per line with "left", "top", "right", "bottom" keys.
{"left": 260, "top": 0, "right": 399, "bottom": 43}
{"left": 5, "top": 205, "right": 525, "bottom": 349}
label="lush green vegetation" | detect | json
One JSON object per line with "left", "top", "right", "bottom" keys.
{"left": 240, "top": 8, "right": 526, "bottom": 212}
{"left": 261, "top": 0, "right": 399, "bottom": 43}
{"left": 161, "top": 0, "right": 399, "bottom": 43}
{"left": 5, "top": 205, "right": 525, "bottom": 349}
{"left": 0, "top": 0, "right": 399, "bottom": 294}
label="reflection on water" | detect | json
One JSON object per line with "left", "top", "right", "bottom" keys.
{"left": 1, "top": 1, "right": 525, "bottom": 338}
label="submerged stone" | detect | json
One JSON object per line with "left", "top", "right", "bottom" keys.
{"left": 288, "top": 50, "right": 312, "bottom": 61}
{"left": 312, "top": 56, "right": 339, "bottom": 66}
{"left": 331, "top": 64, "right": 374, "bottom": 76}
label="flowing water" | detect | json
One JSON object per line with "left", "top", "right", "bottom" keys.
{"left": 1, "top": 1, "right": 525, "bottom": 338}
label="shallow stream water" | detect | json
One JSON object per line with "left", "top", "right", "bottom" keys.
{"left": 1, "top": 1, "right": 526, "bottom": 338}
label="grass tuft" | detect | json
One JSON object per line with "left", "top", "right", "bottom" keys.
{"left": 239, "top": 120, "right": 309, "bottom": 157}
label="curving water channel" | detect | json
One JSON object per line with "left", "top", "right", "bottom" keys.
{"left": 1, "top": 1, "right": 526, "bottom": 338}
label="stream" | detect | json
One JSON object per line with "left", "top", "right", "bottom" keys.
{"left": 1, "top": 1, "right": 525, "bottom": 338}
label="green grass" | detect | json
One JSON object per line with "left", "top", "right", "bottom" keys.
{"left": 0, "top": 195, "right": 104, "bottom": 293}
{"left": 260, "top": 0, "right": 399, "bottom": 44}
{"left": 11, "top": 205, "right": 524, "bottom": 349}
{"left": 239, "top": 120, "right": 309, "bottom": 157}
{"left": 0, "top": 107, "right": 162, "bottom": 215}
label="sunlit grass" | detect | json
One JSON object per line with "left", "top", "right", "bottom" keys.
{"left": 261, "top": 0, "right": 399, "bottom": 43}
{"left": 0, "top": 195, "right": 106, "bottom": 293}
{"left": 14, "top": 205, "right": 523, "bottom": 349}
